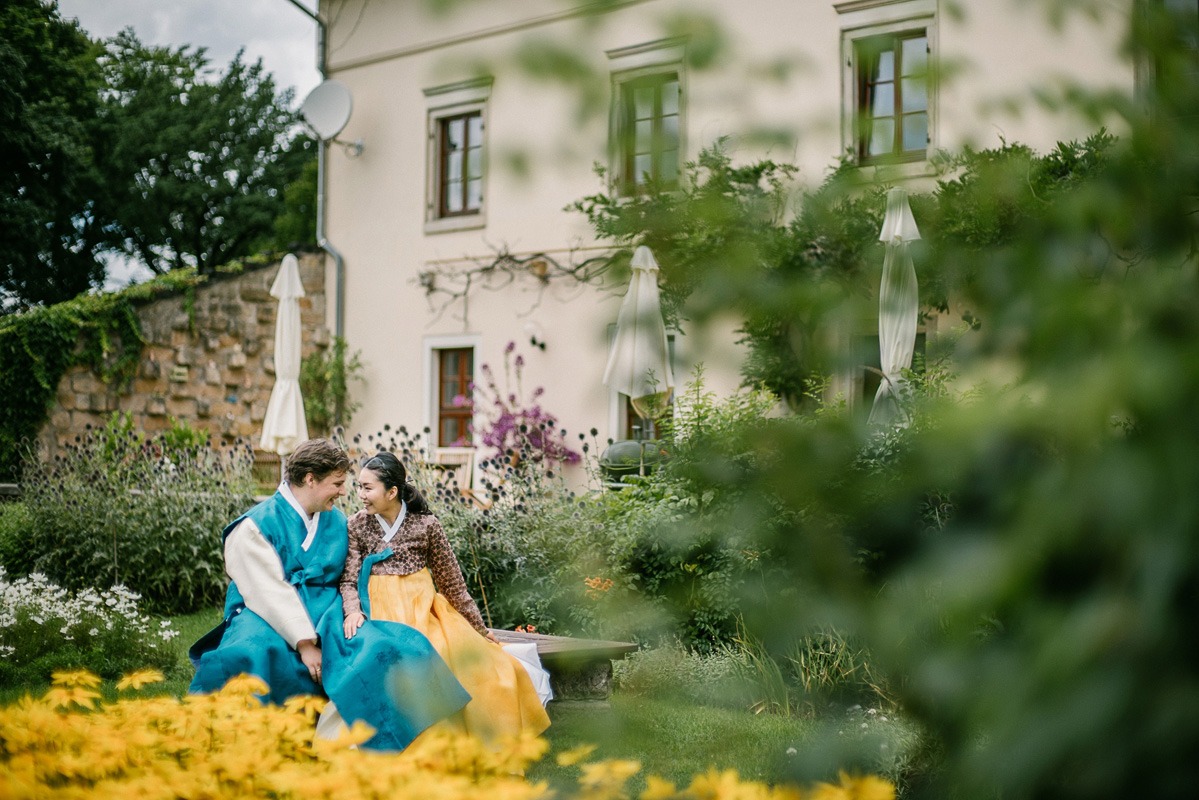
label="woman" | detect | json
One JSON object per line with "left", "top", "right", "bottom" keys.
{"left": 189, "top": 438, "right": 469, "bottom": 751}
{"left": 342, "top": 451, "right": 551, "bottom": 745}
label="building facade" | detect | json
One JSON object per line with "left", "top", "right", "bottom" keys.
{"left": 315, "top": 0, "right": 1137, "bottom": 481}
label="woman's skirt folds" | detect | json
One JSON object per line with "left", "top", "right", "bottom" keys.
{"left": 368, "top": 569, "right": 551, "bottom": 744}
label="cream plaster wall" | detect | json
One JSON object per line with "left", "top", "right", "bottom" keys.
{"left": 316, "top": 0, "right": 1136, "bottom": 482}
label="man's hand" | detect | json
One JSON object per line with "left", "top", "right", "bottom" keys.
{"left": 297, "top": 638, "right": 322, "bottom": 684}
{"left": 344, "top": 611, "right": 366, "bottom": 640}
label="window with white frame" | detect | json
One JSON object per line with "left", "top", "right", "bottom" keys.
{"left": 838, "top": 1, "right": 935, "bottom": 167}
{"left": 608, "top": 39, "right": 686, "bottom": 195}
{"left": 437, "top": 112, "right": 483, "bottom": 217}
{"left": 424, "top": 78, "right": 491, "bottom": 233}
{"left": 423, "top": 335, "right": 479, "bottom": 447}
{"left": 615, "top": 72, "right": 681, "bottom": 193}
{"left": 437, "top": 347, "right": 474, "bottom": 446}
{"left": 855, "top": 31, "right": 929, "bottom": 162}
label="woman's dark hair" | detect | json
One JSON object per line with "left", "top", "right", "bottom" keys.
{"left": 361, "top": 451, "right": 431, "bottom": 515}
{"left": 285, "top": 438, "right": 351, "bottom": 485}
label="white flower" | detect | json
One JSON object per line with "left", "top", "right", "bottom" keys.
{"left": 785, "top": 747, "right": 797, "bottom": 756}
{"left": 89, "top": 628, "right": 99, "bottom": 636}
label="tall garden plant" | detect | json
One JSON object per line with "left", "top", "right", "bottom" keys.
{"left": 9, "top": 414, "right": 255, "bottom": 614}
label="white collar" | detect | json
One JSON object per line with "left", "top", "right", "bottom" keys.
{"left": 376, "top": 501, "right": 407, "bottom": 543}
{"left": 280, "top": 482, "right": 320, "bottom": 551}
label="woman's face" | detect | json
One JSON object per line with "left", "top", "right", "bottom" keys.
{"left": 357, "top": 467, "right": 398, "bottom": 514}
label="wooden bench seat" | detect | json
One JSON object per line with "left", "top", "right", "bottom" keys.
{"left": 489, "top": 628, "right": 638, "bottom": 701}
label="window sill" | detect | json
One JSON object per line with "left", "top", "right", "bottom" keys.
{"left": 853, "top": 155, "right": 937, "bottom": 181}
{"left": 423, "top": 213, "right": 486, "bottom": 236}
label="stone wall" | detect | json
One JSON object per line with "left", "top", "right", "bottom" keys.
{"left": 39, "top": 254, "right": 328, "bottom": 457}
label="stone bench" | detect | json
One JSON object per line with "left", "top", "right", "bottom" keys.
{"left": 489, "top": 628, "right": 638, "bottom": 701}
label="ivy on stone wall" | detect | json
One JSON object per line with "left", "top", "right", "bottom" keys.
{"left": 0, "top": 270, "right": 207, "bottom": 482}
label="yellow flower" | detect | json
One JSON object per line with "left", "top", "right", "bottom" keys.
{"left": 836, "top": 771, "right": 895, "bottom": 800}
{"left": 282, "top": 693, "right": 328, "bottom": 723}
{"left": 578, "top": 758, "right": 642, "bottom": 793}
{"left": 116, "top": 668, "right": 166, "bottom": 691}
{"left": 556, "top": 743, "right": 598, "bottom": 766}
{"left": 314, "top": 718, "right": 377, "bottom": 754}
{"left": 43, "top": 685, "right": 101, "bottom": 710}
{"left": 51, "top": 668, "right": 102, "bottom": 688}
{"left": 217, "top": 673, "right": 271, "bottom": 698}
{"left": 640, "top": 774, "right": 678, "bottom": 799}
{"left": 807, "top": 781, "right": 852, "bottom": 800}
{"left": 685, "top": 767, "right": 760, "bottom": 799}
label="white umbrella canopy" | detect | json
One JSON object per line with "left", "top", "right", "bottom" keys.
{"left": 260, "top": 254, "right": 309, "bottom": 456}
{"left": 868, "top": 187, "right": 921, "bottom": 427}
{"left": 603, "top": 245, "right": 676, "bottom": 433}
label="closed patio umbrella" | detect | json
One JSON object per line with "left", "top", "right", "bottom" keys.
{"left": 603, "top": 245, "right": 676, "bottom": 437}
{"left": 260, "top": 254, "right": 309, "bottom": 458}
{"left": 868, "top": 187, "right": 921, "bottom": 427}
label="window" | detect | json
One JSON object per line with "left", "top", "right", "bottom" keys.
{"left": 437, "top": 348, "right": 473, "bottom": 447}
{"left": 623, "top": 396, "right": 673, "bottom": 440}
{"left": 838, "top": 0, "right": 935, "bottom": 169}
{"left": 855, "top": 31, "right": 929, "bottom": 162}
{"left": 437, "top": 111, "right": 483, "bottom": 217}
{"left": 615, "top": 73, "right": 681, "bottom": 192}
{"left": 424, "top": 77, "right": 491, "bottom": 233}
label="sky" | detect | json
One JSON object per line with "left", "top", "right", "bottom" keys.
{"left": 56, "top": 0, "right": 324, "bottom": 100}
{"left": 54, "top": 0, "right": 325, "bottom": 287}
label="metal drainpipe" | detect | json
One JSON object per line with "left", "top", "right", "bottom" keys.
{"left": 285, "top": 0, "right": 346, "bottom": 340}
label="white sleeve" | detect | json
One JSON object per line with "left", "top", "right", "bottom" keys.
{"left": 225, "top": 518, "right": 319, "bottom": 648}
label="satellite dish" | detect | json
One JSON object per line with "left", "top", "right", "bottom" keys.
{"left": 300, "top": 79, "right": 353, "bottom": 141}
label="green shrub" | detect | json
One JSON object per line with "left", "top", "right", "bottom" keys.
{"left": 426, "top": 374, "right": 798, "bottom": 651}
{"left": 0, "top": 502, "right": 32, "bottom": 575}
{"left": 613, "top": 640, "right": 747, "bottom": 706}
{"left": 0, "top": 567, "right": 181, "bottom": 687}
{"left": 17, "top": 414, "right": 255, "bottom": 614}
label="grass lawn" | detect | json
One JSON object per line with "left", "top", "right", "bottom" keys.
{"left": 530, "top": 695, "right": 818, "bottom": 792}
{"left": 159, "top": 606, "right": 224, "bottom": 694}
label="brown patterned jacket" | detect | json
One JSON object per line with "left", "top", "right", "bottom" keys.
{"left": 341, "top": 509, "right": 488, "bottom": 634}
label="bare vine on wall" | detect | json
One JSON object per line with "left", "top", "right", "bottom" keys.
{"left": 414, "top": 243, "right": 620, "bottom": 326}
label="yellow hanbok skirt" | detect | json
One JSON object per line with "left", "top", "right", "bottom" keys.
{"left": 367, "top": 568, "right": 550, "bottom": 746}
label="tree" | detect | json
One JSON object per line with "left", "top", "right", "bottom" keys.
{"left": 95, "top": 30, "right": 313, "bottom": 276}
{"left": 0, "top": 0, "right": 106, "bottom": 311}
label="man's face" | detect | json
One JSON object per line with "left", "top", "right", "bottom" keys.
{"left": 307, "top": 470, "right": 348, "bottom": 513}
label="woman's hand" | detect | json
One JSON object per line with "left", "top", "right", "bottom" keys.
{"left": 344, "top": 611, "right": 367, "bottom": 640}
{"left": 297, "top": 638, "right": 322, "bottom": 684}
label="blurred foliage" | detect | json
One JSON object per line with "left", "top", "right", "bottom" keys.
{"left": 7, "top": 413, "right": 255, "bottom": 614}
{"left": 574, "top": 134, "right": 1119, "bottom": 412}
{"left": 567, "top": 3, "right": 1199, "bottom": 798}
